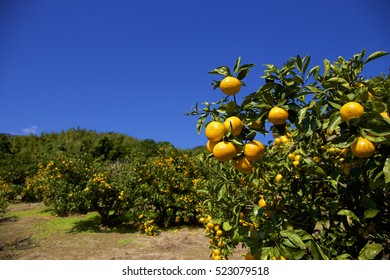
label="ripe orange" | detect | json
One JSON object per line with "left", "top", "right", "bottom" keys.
{"left": 244, "top": 140, "right": 265, "bottom": 161}
{"left": 273, "top": 138, "right": 281, "bottom": 146}
{"left": 275, "top": 174, "right": 283, "bottom": 183}
{"left": 206, "top": 140, "right": 218, "bottom": 153}
{"left": 213, "top": 141, "right": 236, "bottom": 162}
{"left": 280, "top": 135, "right": 289, "bottom": 144}
{"left": 268, "top": 107, "right": 289, "bottom": 125}
{"left": 234, "top": 156, "right": 254, "bottom": 174}
{"left": 205, "top": 121, "right": 226, "bottom": 142}
{"left": 216, "top": 230, "right": 223, "bottom": 237}
{"left": 339, "top": 102, "right": 364, "bottom": 122}
{"left": 351, "top": 137, "right": 375, "bottom": 158}
{"left": 219, "top": 76, "right": 241, "bottom": 96}
{"left": 258, "top": 198, "right": 267, "bottom": 208}
{"left": 223, "top": 116, "right": 243, "bottom": 136}
{"left": 213, "top": 249, "right": 221, "bottom": 256}
{"left": 288, "top": 153, "right": 295, "bottom": 161}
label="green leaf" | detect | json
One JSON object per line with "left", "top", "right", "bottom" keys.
{"left": 364, "top": 209, "right": 379, "bottom": 219}
{"left": 234, "top": 57, "right": 241, "bottom": 73}
{"left": 365, "top": 51, "right": 389, "bottom": 64}
{"left": 208, "top": 66, "right": 230, "bottom": 76}
{"left": 326, "top": 115, "right": 342, "bottom": 132}
{"left": 222, "top": 221, "right": 232, "bottom": 231}
{"left": 358, "top": 242, "right": 383, "bottom": 260}
{"left": 280, "top": 230, "right": 306, "bottom": 250}
{"left": 326, "top": 77, "right": 351, "bottom": 90}
{"left": 217, "top": 184, "right": 227, "bottom": 201}
{"left": 336, "top": 253, "right": 352, "bottom": 260}
{"left": 337, "top": 209, "right": 360, "bottom": 223}
{"left": 307, "top": 240, "right": 329, "bottom": 260}
{"left": 384, "top": 157, "right": 390, "bottom": 184}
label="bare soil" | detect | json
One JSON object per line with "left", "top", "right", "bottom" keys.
{"left": 0, "top": 203, "right": 246, "bottom": 260}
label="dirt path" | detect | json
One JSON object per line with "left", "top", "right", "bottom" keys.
{"left": 0, "top": 203, "right": 245, "bottom": 260}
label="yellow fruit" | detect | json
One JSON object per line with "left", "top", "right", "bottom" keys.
{"left": 280, "top": 135, "right": 289, "bottom": 144}
{"left": 275, "top": 174, "right": 283, "bottom": 183}
{"left": 213, "top": 249, "right": 221, "bottom": 256}
{"left": 217, "top": 240, "right": 224, "bottom": 248}
{"left": 206, "top": 140, "right": 219, "bottom": 153}
{"left": 258, "top": 198, "right": 267, "bottom": 208}
{"left": 288, "top": 153, "right": 295, "bottom": 161}
{"left": 216, "top": 230, "right": 223, "bottom": 237}
{"left": 292, "top": 160, "right": 300, "bottom": 168}
{"left": 351, "top": 137, "right": 375, "bottom": 158}
{"left": 380, "top": 111, "right": 390, "bottom": 121}
{"left": 199, "top": 217, "right": 205, "bottom": 223}
{"left": 213, "top": 141, "right": 236, "bottom": 162}
{"left": 224, "top": 116, "right": 243, "bottom": 136}
{"left": 234, "top": 156, "right": 254, "bottom": 174}
{"left": 219, "top": 76, "right": 241, "bottom": 96}
{"left": 244, "top": 140, "right": 265, "bottom": 161}
{"left": 279, "top": 256, "right": 287, "bottom": 260}
{"left": 339, "top": 102, "right": 364, "bottom": 122}
{"left": 205, "top": 121, "right": 226, "bottom": 142}
{"left": 313, "top": 156, "right": 321, "bottom": 163}
{"left": 268, "top": 107, "right": 289, "bottom": 125}
{"left": 206, "top": 222, "right": 215, "bottom": 230}
{"left": 245, "top": 252, "right": 255, "bottom": 260}
{"left": 294, "top": 155, "right": 301, "bottom": 162}
{"left": 273, "top": 138, "right": 281, "bottom": 146}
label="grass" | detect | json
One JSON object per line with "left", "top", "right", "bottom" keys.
{"left": 3, "top": 203, "right": 137, "bottom": 242}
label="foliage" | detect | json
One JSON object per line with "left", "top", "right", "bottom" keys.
{"left": 189, "top": 50, "right": 390, "bottom": 260}
{"left": 134, "top": 145, "right": 209, "bottom": 235}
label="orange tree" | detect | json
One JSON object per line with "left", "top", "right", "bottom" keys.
{"left": 133, "top": 144, "right": 209, "bottom": 235}
{"left": 188, "top": 50, "right": 389, "bottom": 260}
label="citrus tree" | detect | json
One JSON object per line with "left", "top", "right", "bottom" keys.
{"left": 189, "top": 50, "right": 389, "bottom": 260}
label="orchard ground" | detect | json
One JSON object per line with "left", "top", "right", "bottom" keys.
{"left": 0, "top": 203, "right": 246, "bottom": 260}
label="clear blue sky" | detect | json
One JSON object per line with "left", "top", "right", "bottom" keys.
{"left": 1, "top": 0, "right": 389, "bottom": 149}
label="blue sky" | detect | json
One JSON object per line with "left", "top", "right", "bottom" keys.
{"left": 1, "top": 0, "right": 389, "bottom": 149}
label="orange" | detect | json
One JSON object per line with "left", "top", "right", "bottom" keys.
{"left": 213, "top": 249, "right": 221, "bottom": 256}
{"left": 234, "top": 156, "right": 254, "bottom": 174}
{"left": 313, "top": 156, "right": 321, "bottom": 163}
{"left": 213, "top": 141, "right": 236, "bottom": 162}
{"left": 275, "top": 174, "right": 283, "bottom": 183}
{"left": 219, "top": 76, "right": 241, "bottom": 96}
{"left": 273, "top": 138, "right": 281, "bottom": 146}
{"left": 351, "top": 137, "right": 375, "bottom": 158}
{"left": 206, "top": 140, "right": 218, "bottom": 153}
{"left": 280, "top": 135, "right": 289, "bottom": 144}
{"left": 292, "top": 160, "right": 300, "bottom": 168}
{"left": 223, "top": 116, "right": 243, "bottom": 136}
{"left": 288, "top": 153, "right": 295, "bottom": 161}
{"left": 339, "top": 102, "right": 364, "bottom": 122}
{"left": 244, "top": 140, "right": 265, "bottom": 161}
{"left": 199, "top": 217, "right": 205, "bottom": 223}
{"left": 206, "top": 222, "right": 215, "bottom": 230}
{"left": 258, "top": 198, "right": 267, "bottom": 208}
{"left": 216, "top": 230, "right": 223, "bottom": 237}
{"left": 205, "top": 121, "right": 226, "bottom": 142}
{"left": 268, "top": 107, "right": 289, "bottom": 125}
